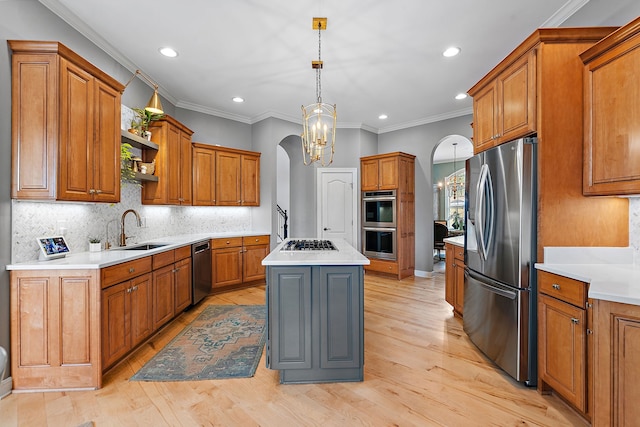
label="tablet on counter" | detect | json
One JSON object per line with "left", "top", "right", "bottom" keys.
{"left": 36, "top": 236, "right": 71, "bottom": 260}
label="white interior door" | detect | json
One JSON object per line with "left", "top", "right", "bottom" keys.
{"left": 317, "top": 168, "right": 357, "bottom": 247}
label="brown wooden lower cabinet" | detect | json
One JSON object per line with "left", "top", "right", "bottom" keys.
{"left": 592, "top": 299, "right": 640, "bottom": 426}
{"left": 10, "top": 269, "right": 101, "bottom": 391}
{"left": 151, "top": 246, "right": 192, "bottom": 330}
{"left": 101, "top": 273, "right": 153, "bottom": 370}
{"left": 212, "top": 235, "right": 269, "bottom": 292}
{"left": 444, "top": 242, "right": 464, "bottom": 317}
{"left": 537, "top": 271, "right": 590, "bottom": 419}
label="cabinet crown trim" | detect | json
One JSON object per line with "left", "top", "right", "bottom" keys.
{"left": 360, "top": 151, "right": 415, "bottom": 161}
{"left": 580, "top": 17, "right": 640, "bottom": 63}
{"left": 8, "top": 40, "right": 125, "bottom": 92}
{"left": 192, "top": 142, "right": 261, "bottom": 157}
{"left": 468, "top": 27, "right": 617, "bottom": 95}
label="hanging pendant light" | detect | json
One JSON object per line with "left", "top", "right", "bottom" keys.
{"left": 301, "top": 17, "right": 337, "bottom": 166}
{"left": 447, "top": 142, "right": 464, "bottom": 200}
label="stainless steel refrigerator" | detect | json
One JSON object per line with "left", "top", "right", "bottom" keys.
{"left": 463, "top": 137, "right": 537, "bottom": 385}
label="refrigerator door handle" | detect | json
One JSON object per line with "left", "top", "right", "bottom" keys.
{"left": 475, "top": 164, "right": 494, "bottom": 261}
{"left": 467, "top": 269, "right": 517, "bottom": 300}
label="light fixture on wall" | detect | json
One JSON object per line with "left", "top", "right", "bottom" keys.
{"left": 447, "top": 142, "right": 464, "bottom": 200}
{"left": 301, "top": 17, "right": 337, "bottom": 166}
{"left": 122, "top": 69, "right": 164, "bottom": 115}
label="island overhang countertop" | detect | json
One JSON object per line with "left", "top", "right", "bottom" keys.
{"left": 262, "top": 238, "right": 370, "bottom": 266}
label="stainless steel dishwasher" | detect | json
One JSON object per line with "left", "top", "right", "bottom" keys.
{"left": 192, "top": 240, "right": 212, "bottom": 305}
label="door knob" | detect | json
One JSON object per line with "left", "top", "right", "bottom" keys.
{"left": 324, "top": 227, "right": 330, "bottom": 231}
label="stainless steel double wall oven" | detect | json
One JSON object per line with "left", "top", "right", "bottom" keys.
{"left": 362, "top": 190, "right": 396, "bottom": 260}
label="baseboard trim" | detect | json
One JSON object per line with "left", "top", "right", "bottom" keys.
{"left": 0, "top": 376, "right": 12, "bottom": 399}
{"left": 414, "top": 270, "right": 433, "bottom": 278}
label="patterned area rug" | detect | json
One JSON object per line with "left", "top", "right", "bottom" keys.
{"left": 131, "top": 305, "right": 266, "bottom": 381}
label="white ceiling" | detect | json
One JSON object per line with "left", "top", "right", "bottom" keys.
{"left": 38, "top": 0, "right": 600, "bottom": 134}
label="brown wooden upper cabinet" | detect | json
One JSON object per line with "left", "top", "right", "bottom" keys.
{"left": 192, "top": 143, "right": 261, "bottom": 206}
{"left": 361, "top": 152, "right": 405, "bottom": 191}
{"left": 581, "top": 17, "right": 640, "bottom": 196}
{"left": 469, "top": 50, "right": 536, "bottom": 153}
{"left": 9, "top": 40, "right": 124, "bottom": 202}
{"left": 142, "top": 116, "right": 194, "bottom": 205}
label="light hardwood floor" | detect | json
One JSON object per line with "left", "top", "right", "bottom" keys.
{"left": 0, "top": 264, "right": 587, "bottom": 427}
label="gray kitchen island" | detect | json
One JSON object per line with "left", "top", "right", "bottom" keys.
{"left": 262, "top": 238, "right": 370, "bottom": 384}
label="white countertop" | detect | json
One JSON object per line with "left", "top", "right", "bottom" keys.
{"left": 262, "top": 238, "right": 370, "bottom": 266}
{"left": 535, "top": 247, "right": 640, "bottom": 306}
{"left": 7, "top": 231, "right": 270, "bottom": 270}
{"left": 443, "top": 235, "right": 464, "bottom": 247}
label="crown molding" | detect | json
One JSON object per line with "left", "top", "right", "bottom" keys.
{"left": 38, "top": 0, "right": 178, "bottom": 106}
{"left": 541, "top": 0, "right": 590, "bottom": 27}
{"left": 378, "top": 107, "right": 473, "bottom": 134}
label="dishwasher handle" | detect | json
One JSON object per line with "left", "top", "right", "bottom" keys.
{"left": 194, "top": 242, "right": 210, "bottom": 254}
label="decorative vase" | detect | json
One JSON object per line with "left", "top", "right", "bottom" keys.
{"left": 89, "top": 242, "right": 101, "bottom": 252}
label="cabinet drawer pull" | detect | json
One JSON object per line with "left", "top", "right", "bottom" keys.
{"left": 552, "top": 284, "right": 560, "bottom": 290}
{"left": 226, "top": 240, "right": 230, "bottom": 244}
{"left": 571, "top": 318, "right": 579, "bottom": 324}
{"left": 587, "top": 328, "right": 593, "bottom": 335}
{"left": 95, "top": 189, "right": 102, "bottom": 194}
{"left": 129, "top": 268, "right": 135, "bottom": 273}
{"left": 132, "top": 285, "right": 138, "bottom": 291}
{"left": 126, "top": 287, "right": 132, "bottom": 293}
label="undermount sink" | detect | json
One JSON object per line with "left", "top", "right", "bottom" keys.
{"left": 116, "top": 243, "right": 170, "bottom": 251}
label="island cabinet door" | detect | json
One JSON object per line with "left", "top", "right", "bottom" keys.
{"left": 319, "top": 266, "right": 363, "bottom": 369}
{"left": 267, "top": 266, "right": 312, "bottom": 370}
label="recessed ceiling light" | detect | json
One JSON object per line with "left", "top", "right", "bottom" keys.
{"left": 378, "top": 114, "right": 388, "bottom": 120}
{"left": 232, "top": 96, "right": 244, "bottom": 103}
{"left": 159, "top": 47, "right": 178, "bottom": 58}
{"left": 455, "top": 93, "right": 468, "bottom": 100}
{"left": 443, "top": 47, "right": 461, "bottom": 57}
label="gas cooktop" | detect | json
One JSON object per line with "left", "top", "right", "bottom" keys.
{"left": 280, "top": 239, "right": 337, "bottom": 251}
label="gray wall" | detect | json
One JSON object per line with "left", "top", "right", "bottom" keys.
{"left": 378, "top": 115, "right": 474, "bottom": 273}
{"left": 174, "top": 107, "right": 252, "bottom": 149}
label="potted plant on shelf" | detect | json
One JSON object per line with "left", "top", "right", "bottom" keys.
{"left": 132, "top": 108, "right": 164, "bottom": 140}
{"left": 89, "top": 237, "right": 101, "bottom": 252}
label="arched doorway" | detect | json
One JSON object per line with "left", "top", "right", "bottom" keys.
{"left": 431, "top": 135, "right": 473, "bottom": 261}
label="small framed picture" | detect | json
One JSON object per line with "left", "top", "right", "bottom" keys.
{"left": 36, "top": 236, "right": 71, "bottom": 260}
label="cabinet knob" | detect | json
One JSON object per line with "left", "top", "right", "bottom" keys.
{"left": 126, "top": 287, "right": 132, "bottom": 293}
{"left": 255, "top": 238, "right": 259, "bottom": 242}
{"left": 226, "top": 240, "right": 230, "bottom": 244}
{"left": 571, "top": 318, "right": 579, "bottom": 324}
{"left": 587, "top": 328, "right": 593, "bottom": 335}
{"left": 89, "top": 189, "right": 96, "bottom": 194}
{"left": 552, "top": 284, "right": 561, "bottom": 290}
{"left": 129, "top": 268, "right": 135, "bottom": 273}
{"left": 95, "top": 189, "right": 102, "bottom": 194}
{"left": 132, "top": 285, "right": 138, "bottom": 291}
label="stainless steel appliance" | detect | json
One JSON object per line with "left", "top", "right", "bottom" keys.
{"left": 362, "top": 227, "right": 396, "bottom": 260}
{"left": 362, "top": 190, "right": 396, "bottom": 228}
{"left": 464, "top": 137, "right": 537, "bottom": 385}
{"left": 192, "top": 240, "right": 211, "bottom": 305}
{"left": 280, "top": 239, "right": 337, "bottom": 251}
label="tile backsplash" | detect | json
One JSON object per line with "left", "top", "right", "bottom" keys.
{"left": 11, "top": 183, "right": 252, "bottom": 263}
